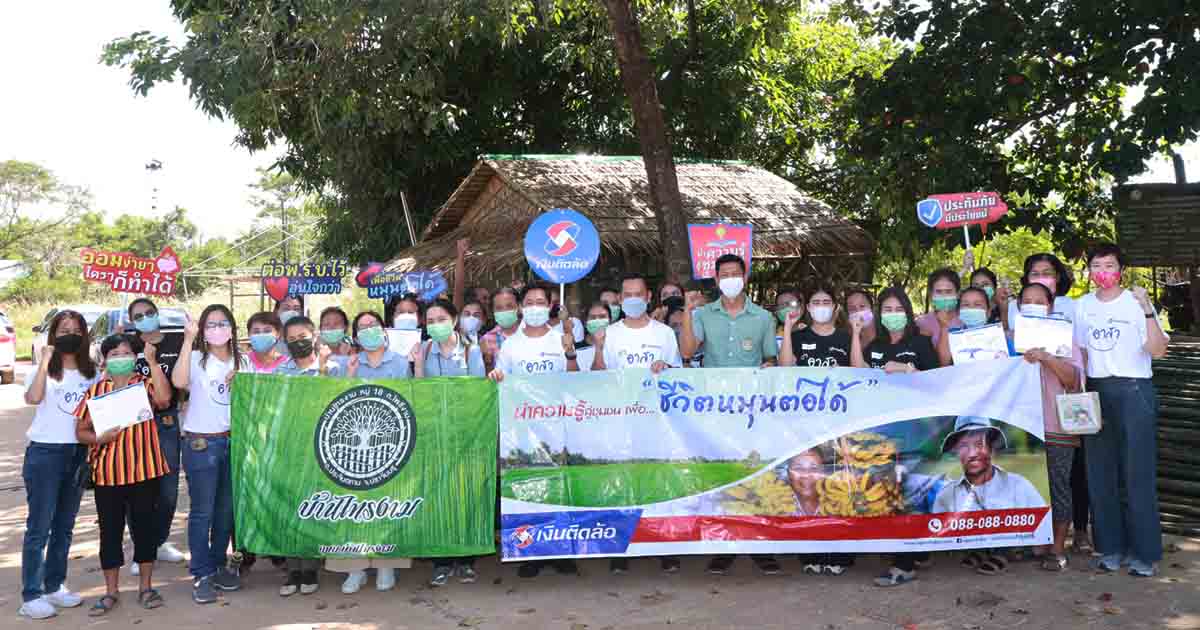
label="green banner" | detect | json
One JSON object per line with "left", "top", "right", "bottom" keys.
{"left": 231, "top": 373, "right": 497, "bottom": 558}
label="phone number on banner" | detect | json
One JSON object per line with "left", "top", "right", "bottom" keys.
{"left": 927, "top": 510, "right": 1045, "bottom": 536}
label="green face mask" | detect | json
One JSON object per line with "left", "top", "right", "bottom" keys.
{"left": 494, "top": 310, "right": 519, "bottom": 328}
{"left": 980, "top": 285, "right": 995, "bottom": 300}
{"left": 356, "top": 326, "right": 387, "bottom": 351}
{"left": 775, "top": 307, "right": 795, "bottom": 324}
{"left": 881, "top": 312, "right": 908, "bottom": 332}
{"left": 107, "top": 357, "right": 136, "bottom": 376}
{"left": 427, "top": 322, "right": 454, "bottom": 343}
{"left": 586, "top": 319, "right": 609, "bottom": 335}
{"left": 319, "top": 329, "right": 345, "bottom": 346}
{"left": 607, "top": 304, "right": 621, "bottom": 320}
{"left": 932, "top": 295, "right": 959, "bottom": 311}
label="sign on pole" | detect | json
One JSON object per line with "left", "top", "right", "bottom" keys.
{"left": 355, "top": 264, "right": 448, "bottom": 302}
{"left": 916, "top": 192, "right": 1009, "bottom": 249}
{"left": 686, "top": 224, "right": 753, "bottom": 280}
{"left": 81, "top": 247, "right": 180, "bottom": 296}
{"left": 524, "top": 209, "right": 600, "bottom": 302}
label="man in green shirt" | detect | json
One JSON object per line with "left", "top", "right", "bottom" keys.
{"left": 679, "top": 253, "right": 782, "bottom": 576}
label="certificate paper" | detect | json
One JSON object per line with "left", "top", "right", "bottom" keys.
{"left": 86, "top": 383, "right": 153, "bottom": 436}
{"left": 386, "top": 329, "right": 422, "bottom": 358}
{"left": 1013, "top": 313, "right": 1074, "bottom": 358}
{"left": 948, "top": 323, "right": 1010, "bottom": 364}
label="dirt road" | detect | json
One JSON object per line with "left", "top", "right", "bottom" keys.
{"left": 1, "top": 362, "right": 1197, "bottom": 629}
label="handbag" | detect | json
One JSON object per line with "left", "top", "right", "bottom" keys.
{"left": 1056, "top": 391, "right": 1103, "bottom": 435}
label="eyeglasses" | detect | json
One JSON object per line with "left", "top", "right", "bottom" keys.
{"left": 130, "top": 311, "right": 158, "bottom": 322}
{"left": 204, "top": 321, "right": 232, "bottom": 330}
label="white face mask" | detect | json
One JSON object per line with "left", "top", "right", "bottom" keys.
{"left": 718, "top": 277, "right": 744, "bottom": 299}
{"left": 459, "top": 315, "right": 482, "bottom": 335}
{"left": 393, "top": 313, "right": 419, "bottom": 330}
{"left": 522, "top": 306, "right": 551, "bottom": 328}
{"left": 1020, "top": 304, "right": 1049, "bottom": 318}
{"left": 810, "top": 306, "right": 834, "bottom": 324}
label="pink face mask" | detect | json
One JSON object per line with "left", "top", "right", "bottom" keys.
{"left": 1091, "top": 270, "right": 1121, "bottom": 290}
{"left": 205, "top": 326, "right": 233, "bottom": 346}
{"left": 1030, "top": 278, "right": 1057, "bottom": 295}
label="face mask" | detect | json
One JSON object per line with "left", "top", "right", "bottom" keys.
{"left": 523, "top": 306, "right": 550, "bottom": 328}
{"left": 287, "top": 338, "right": 314, "bottom": 359}
{"left": 881, "top": 312, "right": 908, "bottom": 332}
{"left": 1091, "top": 270, "right": 1121, "bottom": 290}
{"left": 851, "top": 310, "right": 874, "bottom": 325}
{"left": 134, "top": 315, "right": 160, "bottom": 333}
{"left": 621, "top": 296, "right": 648, "bottom": 319}
{"left": 959, "top": 308, "right": 989, "bottom": 328}
{"left": 319, "top": 329, "right": 345, "bottom": 346}
{"left": 932, "top": 295, "right": 959, "bottom": 311}
{"left": 427, "top": 322, "right": 454, "bottom": 343}
{"left": 1020, "top": 304, "right": 1049, "bottom": 318}
{"left": 608, "top": 304, "right": 622, "bottom": 320}
{"left": 393, "top": 313, "right": 419, "bottom": 331}
{"left": 357, "top": 326, "right": 387, "bottom": 351}
{"left": 249, "top": 333, "right": 277, "bottom": 353}
{"left": 1028, "top": 276, "right": 1057, "bottom": 295}
{"left": 775, "top": 307, "right": 795, "bottom": 324}
{"left": 205, "top": 326, "right": 232, "bottom": 346}
{"left": 279, "top": 310, "right": 300, "bottom": 325}
{"left": 663, "top": 296, "right": 684, "bottom": 310}
{"left": 810, "top": 306, "right": 834, "bottom": 324}
{"left": 586, "top": 319, "right": 609, "bottom": 335}
{"left": 718, "top": 277, "right": 744, "bottom": 299}
{"left": 979, "top": 286, "right": 995, "bottom": 300}
{"left": 107, "top": 357, "right": 136, "bottom": 376}
{"left": 52, "top": 333, "right": 83, "bottom": 354}
{"left": 494, "top": 310, "right": 519, "bottom": 329}
{"left": 460, "top": 316, "right": 482, "bottom": 335}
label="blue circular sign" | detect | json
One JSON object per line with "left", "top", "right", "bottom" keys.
{"left": 523, "top": 208, "right": 600, "bottom": 284}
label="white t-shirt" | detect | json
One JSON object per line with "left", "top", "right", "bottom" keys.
{"left": 25, "top": 368, "right": 98, "bottom": 443}
{"left": 602, "top": 319, "right": 682, "bottom": 370}
{"left": 1008, "top": 294, "right": 1075, "bottom": 324}
{"left": 182, "top": 350, "right": 249, "bottom": 433}
{"left": 1073, "top": 290, "right": 1168, "bottom": 379}
{"left": 575, "top": 346, "right": 595, "bottom": 373}
{"left": 497, "top": 328, "right": 568, "bottom": 376}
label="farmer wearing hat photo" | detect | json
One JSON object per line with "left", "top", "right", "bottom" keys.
{"left": 932, "top": 417, "right": 1046, "bottom": 514}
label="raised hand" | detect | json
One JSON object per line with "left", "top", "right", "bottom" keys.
{"left": 850, "top": 316, "right": 864, "bottom": 337}
{"left": 783, "top": 308, "right": 805, "bottom": 332}
{"left": 183, "top": 319, "right": 199, "bottom": 341}
{"left": 1132, "top": 286, "right": 1152, "bottom": 312}
{"left": 561, "top": 331, "right": 576, "bottom": 355}
{"left": 143, "top": 341, "right": 158, "bottom": 363}
{"left": 40, "top": 344, "right": 56, "bottom": 364}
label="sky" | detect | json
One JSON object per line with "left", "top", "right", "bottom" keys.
{"left": 1, "top": 3, "right": 1196, "bottom": 246}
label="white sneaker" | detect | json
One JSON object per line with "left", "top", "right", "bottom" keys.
{"left": 375, "top": 568, "right": 396, "bottom": 592}
{"left": 158, "top": 543, "right": 186, "bottom": 563}
{"left": 341, "top": 570, "right": 368, "bottom": 594}
{"left": 130, "top": 561, "right": 140, "bottom": 576}
{"left": 44, "top": 586, "right": 82, "bottom": 608}
{"left": 18, "top": 597, "right": 56, "bottom": 619}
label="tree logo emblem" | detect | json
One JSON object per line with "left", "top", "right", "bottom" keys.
{"left": 314, "top": 385, "right": 416, "bottom": 490}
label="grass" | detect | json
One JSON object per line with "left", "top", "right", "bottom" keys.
{"left": 501, "top": 462, "right": 757, "bottom": 508}
{"left": 921, "top": 452, "right": 1052, "bottom": 505}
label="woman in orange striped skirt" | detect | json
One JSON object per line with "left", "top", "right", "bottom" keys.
{"left": 74, "top": 334, "right": 172, "bottom": 616}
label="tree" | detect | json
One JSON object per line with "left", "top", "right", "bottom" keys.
{"left": 0, "top": 160, "right": 90, "bottom": 257}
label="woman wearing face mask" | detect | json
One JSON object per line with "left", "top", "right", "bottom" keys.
{"left": 245, "top": 313, "right": 287, "bottom": 374}
{"left": 1014, "top": 283, "right": 1085, "bottom": 572}
{"left": 459, "top": 300, "right": 486, "bottom": 343}
{"left": 317, "top": 307, "right": 353, "bottom": 360}
{"left": 411, "top": 300, "right": 485, "bottom": 587}
{"left": 599, "top": 288, "right": 622, "bottom": 322}
{"left": 780, "top": 284, "right": 849, "bottom": 368}
{"left": 915, "top": 268, "right": 963, "bottom": 347}
{"left": 845, "top": 289, "right": 877, "bottom": 348}
{"left": 273, "top": 296, "right": 305, "bottom": 357}
{"left": 575, "top": 302, "right": 612, "bottom": 373}
{"left": 19, "top": 311, "right": 98, "bottom": 620}
{"left": 387, "top": 293, "right": 423, "bottom": 334}
{"left": 935, "top": 287, "right": 1014, "bottom": 366}
{"left": 651, "top": 281, "right": 684, "bottom": 322}
{"left": 774, "top": 288, "right": 805, "bottom": 348}
{"left": 969, "top": 268, "right": 1002, "bottom": 323}
{"left": 74, "top": 334, "right": 173, "bottom": 616}
{"left": 482, "top": 287, "right": 522, "bottom": 362}
{"left": 1002, "top": 253, "right": 1076, "bottom": 330}
{"left": 171, "top": 305, "right": 248, "bottom": 605}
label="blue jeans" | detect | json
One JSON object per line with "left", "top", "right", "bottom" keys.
{"left": 182, "top": 435, "right": 234, "bottom": 579}
{"left": 154, "top": 416, "right": 181, "bottom": 547}
{"left": 21, "top": 443, "right": 86, "bottom": 602}
{"left": 1084, "top": 377, "right": 1162, "bottom": 563}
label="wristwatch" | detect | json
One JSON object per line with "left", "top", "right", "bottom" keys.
{"left": 1144, "top": 312, "right": 1155, "bottom": 318}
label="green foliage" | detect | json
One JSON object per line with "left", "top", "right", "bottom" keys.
{"left": 0, "top": 160, "right": 91, "bottom": 257}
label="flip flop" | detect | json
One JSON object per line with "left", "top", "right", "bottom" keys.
{"left": 976, "top": 554, "right": 1009, "bottom": 576}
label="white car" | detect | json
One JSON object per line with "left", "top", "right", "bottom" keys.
{"left": 0, "top": 309, "right": 15, "bottom": 384}
{"left": 30, "top": 304, "right": 108, "bottom": 366}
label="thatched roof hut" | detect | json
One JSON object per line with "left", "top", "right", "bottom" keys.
{"left": 384, "top": 154, "right": 874, "bottom": 292}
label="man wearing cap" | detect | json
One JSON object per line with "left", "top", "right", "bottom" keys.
{"left": 933, "top": 417, "right": 1045, "bottom": 514}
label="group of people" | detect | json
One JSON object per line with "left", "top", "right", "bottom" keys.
{"left": 18, "top": 242, "right": 1168, "bottom": 619}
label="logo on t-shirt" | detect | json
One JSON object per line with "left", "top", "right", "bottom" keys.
{"left": 56, "top": 386, "right": 88, "bottom": 416}
{"left": 314, "top": 385, "right": 416, "bottom": 490}
{"left": 1088, "top": 326, "right": 1121, "bottom": 352}
{"left": 209, "top": 379, "right": 231, "bottom": 406}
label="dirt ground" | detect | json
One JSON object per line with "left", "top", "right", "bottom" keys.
{"left": 1, "top": 362, "right": 1198, "bottom": 630}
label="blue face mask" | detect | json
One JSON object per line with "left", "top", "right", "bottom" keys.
{"left": 134, "top": 315, "right": 160, "bottom": 333}
{"left": 249, "top": 333, "right": 277, "bottom": 353}
{"left": 959, "top": 307, "right": 989, "bottom": 328}
{"left": 621, "top": 296, "right": 648, "bottom": 319}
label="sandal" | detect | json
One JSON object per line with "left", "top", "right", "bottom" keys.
{"left": 960, "top": 551, "right": 986, "bottom": 570}
{"left": 138, "top": 588, "right": 164, "bottom": 609}
{"left": 1040, "top": 554, "right": 1069, "bottom": 572}
{"left": 976, "top": 554, "right": 1009, "bottom": 576}
{"left": 89, "top": 594, "right": 119, "bottom": 617}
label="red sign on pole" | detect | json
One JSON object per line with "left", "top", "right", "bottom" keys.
{"left": 916, "top": 192, "right": 1009, "bottom": 232}
{"left": 80, "top": 247, "right": 180, "bottom": 296}
{"left": 686, "top": 224, "right": 753, "bottom": 280}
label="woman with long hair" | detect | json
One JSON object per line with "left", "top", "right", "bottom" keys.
{"left": 914, "top": 268, "right": 963, "bottom": 346}
{"left": 171, "top": 305, "right": 247, "bottom": 605}
{"left": 19, "top": 310, "right": 98, "bottom": 619}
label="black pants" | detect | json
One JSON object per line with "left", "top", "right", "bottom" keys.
{"left": 893, "top": 552, "right": 929, "bottom": 572}
{"left": 1071, "top": 444, "right": 1090, "bottom": 532}
{"left": 96, "top": 479, "right": 158, "bottom": 570}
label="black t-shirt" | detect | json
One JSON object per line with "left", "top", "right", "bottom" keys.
{"left": 864, "top": 334, "right": 939, "bottom": 371}
{"left": 132, "top": 331, "right": 185, "bottom": 413}
{"left": 789, "top": 327, "right": 852, "bottom": 367}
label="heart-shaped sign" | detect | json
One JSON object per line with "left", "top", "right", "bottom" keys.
{"left": 263, "top": 276, "right": 290, "bottom": 302}
{"left": 355, "top": 262, "right": 386, "bottom": 288}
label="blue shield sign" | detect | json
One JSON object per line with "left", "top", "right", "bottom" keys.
{"left": 916, "top": 199, "right": 944, "bottom": 228}
{"left": 523, "top": 209, "right": 600, "bottom": 284}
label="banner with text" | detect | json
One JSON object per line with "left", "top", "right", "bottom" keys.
{"left": 499, "top": 358, "right": 1051, "bottom": 560}
{"left": 686, "top": 223, "right": 753, "bottom": 280}
{"left": 232, "top": 374, "right": 497, "bottom": 558}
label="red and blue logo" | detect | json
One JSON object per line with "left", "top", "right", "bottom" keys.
{"left": 523, "top": 209, "right": 599, "bottom": 284}
{"left": 545, "top": 221, "right": 580, "bottom": 257}
{"left": 511, "top": 525, "right": 536, "bottom": 549}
